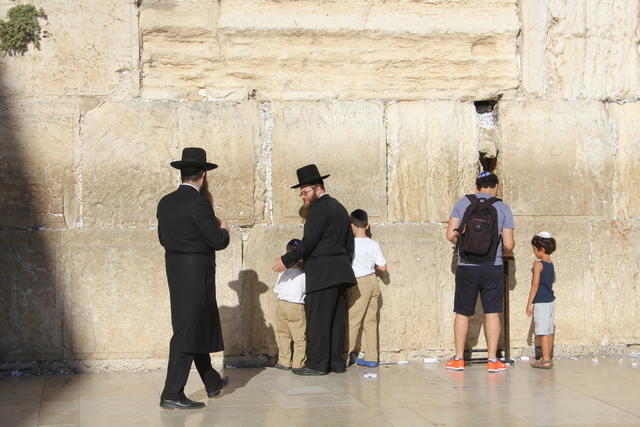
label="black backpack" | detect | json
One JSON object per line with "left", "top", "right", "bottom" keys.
{"left": 456, "top": 194, "right": 501, "bottom": 264}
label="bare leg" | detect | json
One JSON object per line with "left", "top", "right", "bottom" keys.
{"left": 484, "top": 313, "right": 501, "bottom": 360}
{"left": 540, "top": 335, "right": 552, "bottom": 361}
{"left": 454, "top": 314, "right": 470, "bottom": 359}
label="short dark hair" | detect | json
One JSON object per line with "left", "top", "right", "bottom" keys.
{"left": 349, "top": 214, "right": 372, "bottom": 238}
{"left": 298, "top": 205, "right": 309, "bottom": 220}
{"left": 350, "top": 216, "right": 367, "bottom": 229}
{"left": 181, "top": 169, "right": 205, "bottom": 182}
{"left": 476, "top": 173, "right": 499, "bottom": 190}
{"left": 531, "top": 235, "right": 556, "bottom": 255}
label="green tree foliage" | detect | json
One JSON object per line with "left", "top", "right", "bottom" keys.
{"left": 0, "top": 4, "right": 46, "bottom": 57}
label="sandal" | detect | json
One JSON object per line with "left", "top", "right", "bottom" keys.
{"left": 530, "top": 359, "right": 553, "bottom": 369}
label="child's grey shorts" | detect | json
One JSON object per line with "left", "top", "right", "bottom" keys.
{"left": 533, "top": 301, "right": 556, "bottom": 336}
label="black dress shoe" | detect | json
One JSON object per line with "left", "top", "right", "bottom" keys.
{"left": 292, "top": 367, "right": 328, "bottom": 376}
{"left": 274, "top": 363, "right": 292, "bottom": 371}
{"left": 160, "top": 398, "right": 205, "bottom": 409}
{"left": 207, "top": 376, "right": 229, "bottom": 398}
{"left": 332, "top": 367, "right": 347, "bottom": 374}
{"left": 346, "top": 355, "right": 357, "bottom": 367}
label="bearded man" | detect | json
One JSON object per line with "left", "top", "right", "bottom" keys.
{"left": 273, "top": 164, "right": 356, "bottom": 375}
{"left": 157, "top": 147, "right": 230, "bottom": 409}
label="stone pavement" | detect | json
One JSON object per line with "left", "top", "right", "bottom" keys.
{"left": 1, "top": 357, "right": 639, "bottom": 426}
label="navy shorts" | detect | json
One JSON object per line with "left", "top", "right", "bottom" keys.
{"left": 454, "top": 265, "right": 504, "bottom": 316}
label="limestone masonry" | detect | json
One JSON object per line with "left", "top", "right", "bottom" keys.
{"left": 1, "top": 0, "right": 639, "bottom": 368}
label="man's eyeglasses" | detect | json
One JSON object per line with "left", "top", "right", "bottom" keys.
{"left": 298, "top": 186, "right": 317, "bottom": 197}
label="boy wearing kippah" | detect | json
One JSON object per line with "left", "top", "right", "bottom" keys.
{"left": 345, "top": 209, "right": 388, "bottom": 368}
{"left": 526, "top": 232, "right": 557, "bottom": 369}
{"left": 273, "top": 239, "right": 307, "bottom": 371}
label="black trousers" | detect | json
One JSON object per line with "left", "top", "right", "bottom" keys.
{"left": 305, "top": 283, "right": 348, "bottom": 373}
{"left": 161, "top": 339, "right": 223, "bottom": 401}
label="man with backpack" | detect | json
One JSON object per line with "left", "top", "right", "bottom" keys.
{"left": 445, "top": 171, "right": 515, "bottom": 373}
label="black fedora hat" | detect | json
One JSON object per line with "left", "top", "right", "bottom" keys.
{"left": 170, "top": 147, "right": 218, "bottom": 170}
{"left": 291, "top": 164, "right": 330, "bottom": 189}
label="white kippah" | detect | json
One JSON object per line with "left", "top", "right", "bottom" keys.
{"left": 537, "top": 231, "right": 553, "bottom": 239}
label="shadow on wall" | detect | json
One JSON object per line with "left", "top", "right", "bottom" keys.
{"left": 219, "top": 270, "right": 276, "bottom": 368}
{"left": 0, "top": 68, "right": 76, "bottom": 425}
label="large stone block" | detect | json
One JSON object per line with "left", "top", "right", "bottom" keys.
{"left": 507, "top": 218, "right": 592, "bottom": 347}
{"left": 60, "top": 229, "right": 170, "bottom": 358}
{"left": 0, "top": 100, "right": 78, "bottom": 229}
{"left": 607, "top": 103, "right": 640, "bottom": 219}
{"left": 499, "top": 101, "right": 614, "bottom": 216}
{"left": 519, "top": 0, "right": 548, "bottom": 97}
{"left": 81, "top": 101, "right": 262, "bottom": 228}
{"left": 177, "top": 102, "right": 265, "bottom": 225}
{"left": 0, "top": 0, "right": 138, "bottom": 98}
{"left": 520, "top": 0, "right": 640, "bottom": 99}
{"left": 373, "top": 224, "right": 449, "bottom": 353}
{"left": 59, "top": 228, "right": 242, "bottom": 359}
{"left": 211, "top": 228, "right": 244, "bottom": 357}
{"left": 140, "top": 0, "right": 519, "bottom": 100}
{"left": 589, "top": 220, "right": 640, "bottom": 344}
{"left": 140, "top": 0, "right": 221, "bottom": 100}
{"left": 387, "top": 102, "right": 479, "bottom": 223}
{"left": 81, "top": 101, "right": 179, "bottom": 229}
{"left": 0, "top": 230, "right": 63, "bottom": 360}
{"left": 271, "top": 101, "right": 386, "bottom": 224}
{"left": 240, "top": 225, "right": 303, "bottom": 355}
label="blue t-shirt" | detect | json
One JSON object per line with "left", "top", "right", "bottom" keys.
{"left": 533, "top": 261, "right": 555, "bottom": 303}
{"left": 450, "top": 193, "right": 515, "bottom": 266}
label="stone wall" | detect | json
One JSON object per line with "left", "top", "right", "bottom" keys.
{"left": 1, "top": 0, "right": 639, "bottom": 367}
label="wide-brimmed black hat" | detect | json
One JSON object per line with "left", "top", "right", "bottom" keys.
{"left": 170, "top": 147, "right": 218, "bottom": 171}
{"left": 291, "top": 164, "right": 330, "bottom": 189}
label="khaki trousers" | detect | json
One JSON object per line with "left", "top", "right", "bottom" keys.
{"left": 346, "top": 274, "right": 380, "bottom": 362}
{"left": 275, "top": 299, "right": 307, "bottom": 369}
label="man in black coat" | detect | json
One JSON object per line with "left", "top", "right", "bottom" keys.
{"left": 273, "top": 164, "right": 356, "bottom": 375}
{"left": 157, "top": 147, "right": 230, "bottom": 409}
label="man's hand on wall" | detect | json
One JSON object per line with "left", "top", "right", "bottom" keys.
{"left": 272, "top": 257, "right": 286, "bottom": 273}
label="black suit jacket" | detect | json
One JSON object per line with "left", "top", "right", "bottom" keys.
{"left": 281, "top": 194, "right": 356, "bottom": 293}
{"left": 157, "top": 185, "right": 230, "bottom": 254}
{"left": 157, "top": 184, "right": 230, "bottom": 353}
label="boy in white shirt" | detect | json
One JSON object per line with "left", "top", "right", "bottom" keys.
{"left": 345, "top": 209, "right": 388, "bottom": 368}
{"left": 274, "top": 239, "right": 307, "bottom": 371}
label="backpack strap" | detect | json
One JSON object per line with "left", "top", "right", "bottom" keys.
{"left": 485, "top": 197, "right": 503, "bottom": 243}
{"left": 454, "top": 195, "right": 478, "bottom": 233}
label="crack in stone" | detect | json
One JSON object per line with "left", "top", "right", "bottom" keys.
{"left": 474, "top": 99, "right": 499, "bottom": 172}
{"left": 258, "top": 102, "right": 274, "bottom": 224}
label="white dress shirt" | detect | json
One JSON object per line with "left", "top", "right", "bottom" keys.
{"left": 274, "top": 268, "right": 306, "bottom": 304}
{"left": 352, "top": 237, "right": 386, "bottom": 278}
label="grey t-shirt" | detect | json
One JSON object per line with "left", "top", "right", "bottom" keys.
{"left": 450, "top": 193, "right": 514, "bottom": 266}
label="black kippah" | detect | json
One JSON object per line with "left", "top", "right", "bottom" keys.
{"left": 350, "top": 209, "right": 368, "bottom": 222}
{"left": 287, "top": 239, "right": 302, "bottom": 248}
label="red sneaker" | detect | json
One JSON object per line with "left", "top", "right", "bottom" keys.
{"left": 487, "top": 360, "right": 507, "bottom": 372}
{"left": 445, "top": 358, "right": 465, "bottom": 371}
